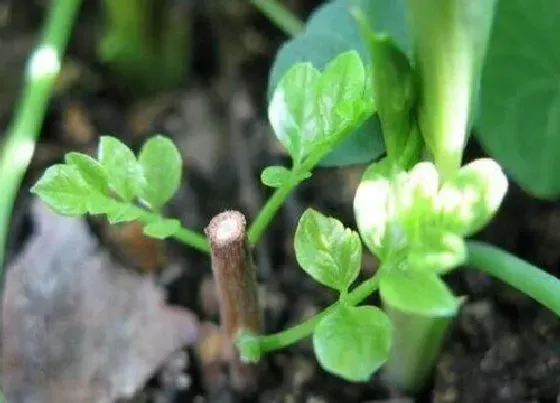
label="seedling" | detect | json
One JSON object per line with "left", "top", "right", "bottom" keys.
{"left": 26, "top": 0, "right": 560, "bottom": 396}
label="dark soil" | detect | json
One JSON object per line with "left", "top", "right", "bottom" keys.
{"left": 2, "top": 1, "right": 560, "bottom": 402}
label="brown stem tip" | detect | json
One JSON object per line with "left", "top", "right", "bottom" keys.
{"left": 205, "top": 210, "right": 261, "bottom": 392}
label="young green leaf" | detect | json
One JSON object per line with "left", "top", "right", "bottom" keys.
{"left": 143, "top": 218, "right": 181, "bottom": 239}
{"left": 30, "top": 164, "right": 93, "bottom": 216}
{"left": 268, "top": 50, "right": 373, "bottom": 165}
{"left": 138, "top": 135, "right": 182, "bottom": 210}
{"left": 353, "top": 158, "right": 401, "bottom": 260}
{"left": 64, "top": 152, "right": 109, "bottom": 194}
{"left": 98, "top": 136, "right": 144, "bottom": 202}
{"left": 363, "top": 31, "right": 416, "bottom": 160}
{"left": 317, "top": 51, "right": 367, "bottom": 136}
{"left": 407, "top": 229, "right": 466, "bottom": 274}
{"left": 379, "top": 268, "right": 460, "bottom": 316}
{"left": 313, "top": 305, "right": 392, "bottom": 382}
{"left": 435, "top": 158, "right": 508, "bottom": 236}
{"left": 260, "top": 165, "right": 292, "bottom": 188}
{"left": 294, "top": 209, "right": 361, "bottom": 292}
{"left": 268, "top": 61, "right": 320, "bottom": 163}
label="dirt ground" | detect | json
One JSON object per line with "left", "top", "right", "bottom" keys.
{"left": 1, "top": 1, "right": 560, "bottom": 402}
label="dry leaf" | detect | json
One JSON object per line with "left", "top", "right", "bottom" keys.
{"left": 1, "top": 199, "right": 199, "bottom": 403}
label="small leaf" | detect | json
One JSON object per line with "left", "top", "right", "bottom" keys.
{"left": 313, "top": 305, "right": 392, "bottom": 382}
{"left": 268, "top": 62, "right": 320, "bottom": 163}
{"left": 317, "top": 51, "right": 368, "bottom": 137}
{"left": 98, "top": 136, "right": 144, "bottom": 202}
{"left": 379, "top": 268, "right": 459, "bottom": 316}
{"left": 294, "top": 209, "right": 361, "bottom": 292}
{"left": 64, "top": 152, "right": 109, "bottom": 194}
{"left": 260, "top": 165, "right": 292, "bottom": 188}
{"left": 435, "top": 158, "right": 508, "bottom": 236}
{"left": 138, "top": 135, "right": 182, "bottom": 210}
{"left": 353, "top": 158, "right": 401, "bottom": 260}
{"left": 408, "top": 229, "right": 466, "bottom": 274}
{"left": 106, "top": 203, "right": 141, "bottom": 224}
{"left": 143, "top": 218, "right": 181, "bottom": 239}
{"left": 30, "top": 164, "right": 92, "bottom": 216}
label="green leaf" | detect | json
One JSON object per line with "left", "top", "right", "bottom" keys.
{"left": 260, "top": 165, "right": 292, "bottom": 188}
{"left": 64, "top": 152, "right": 109, "bottom": 194}
{"left": 379, "top": 268, "right": 460, "bottom": 316}
{"left": 30, "top": 164, "right": 93, "bottom": 216}
{"left": 143, "top": 218, "right": 181, "bottom": 239}
{"left": 353, "top": 158, "right": 401, "bottom": 260}
{"left": 268, "top": 50, "right": 373, "bottom": 165}
{"left": 313, "top": 305, "right": 392, "bottom": 382}
{"left": 364, "top": 32, "right": 416, "bottom": 160}
{"left": 294, "top": 209, "right": 362, "bottom": 292}
{"left": 318, "top": 116, "right": 385, "bottom": 166}
{"left": 268, "top": 61, "right": 320, "bottom": 163}
{"left": 477, "top": 0, "right": 560, "bottom": 198}
{"left": 106, "top": 203, "right": 141, "bottom": 224}
{"left": 407, "top": 229, "right": 466, "bottom": 274}
{"left": 98, "top": 136, "right": 144, "bottom": 201}
{"left": 138, "top": 135, "right": 182, "bottom": 210}
{"left": 435, "top": 158, "right": 508, "bottom": 236}
{"left": 268, "top": 36, "right": 380, "bottom": 166}
{"left": 317, "top": 51, "right": 368, "bottom": 136}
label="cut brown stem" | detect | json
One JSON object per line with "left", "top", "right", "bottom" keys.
{"left": 205, "top": 210, "right": 261, "bottom": 393}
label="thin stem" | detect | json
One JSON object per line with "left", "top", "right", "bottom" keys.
{"left": 248, "top": 145, "right": 330, "bottom": 246}
{"left": 249, "top": 0, "right": 304, "bottom": 37}
{"left": 137, "top": 209, "right": 209, "bottom": 253}
{"left": 248, "top": 180, "right": 296, "bottom": 246}
{"left": 466, "top": 240, "right": 560, "bottom": 316}
{"left": 257, "top": 271, "right": 381, "bottom": 353}
{"left": 172, "top": 227, "right": 209, "bottom": 253}
{"left": 0, "top": 0, "right": 82, "bottom": 271}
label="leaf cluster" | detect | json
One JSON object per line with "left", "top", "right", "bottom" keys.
{"left": 31, "top": 135, "right": 183, "bottom": 239}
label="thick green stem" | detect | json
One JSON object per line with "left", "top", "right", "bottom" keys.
{"left": 466, "top": 241, "right": 560, "bottom": 316}
{"left": 0, "top": 0, "right": 82, "bottom": 271}
{"left": 249, "top": 0, "right": 304, "bottom": 37}
{"left": 406, "top": 0, "right": 497, "bottom": 180}
{"left": 382, "top": 304, "right": 455, "bottom": 392}
{"left": 256, "top": 272, "right": 381, "bottom": 354}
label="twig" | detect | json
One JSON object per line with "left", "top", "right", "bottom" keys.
{"left": 205, "top": 211, "right": 261, "bottom": 393}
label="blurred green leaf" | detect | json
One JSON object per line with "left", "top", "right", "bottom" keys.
{"left": 64, "top": 152, "right": 109, "bottom": 195}
{"left": 30, "top": 164, "right": 92, "bottom": 216}
{"left": 477, "top": 0, "right": 560, "bottom": 197}
{"left": 260, "top": 165, "right": 292, "bottom": 188}
{"left": 138, "top": 135, "right": 182, "bottom": 210}
{"left": 98, "top": 136, "right": 144, "bottom": 201}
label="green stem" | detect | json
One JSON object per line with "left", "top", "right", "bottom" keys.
{"left": 257, "top": 271, "right": 381, "bottom": 353}
{"left": 249, "top": 0, "right": 304, "bottom": 37}
{"left": 466, "top": 241, "right": 560, "bottom": 316}
{"left": 248, "top": 144, "right": 332, "bottom": 246}
{"left": 136, "top": 209, "right": 209, "bottom": 253}
{"left": 248, "top": 179, "right": 297, "bottom": 246}
{"left": 0, "top": 0, "right": 82, "bottom": 271}
{"left": 172, "top": 227, "right": 209, "bottom": 253}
